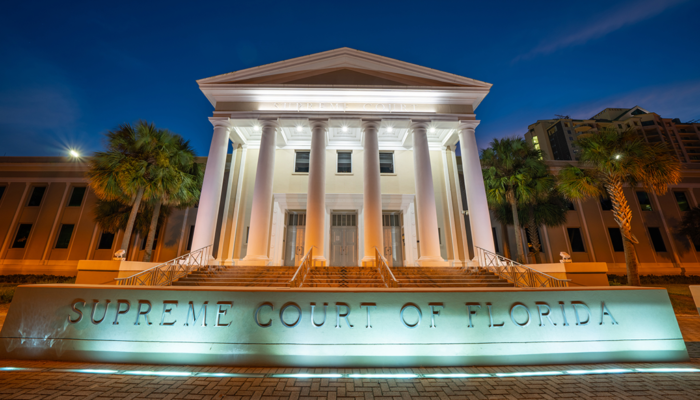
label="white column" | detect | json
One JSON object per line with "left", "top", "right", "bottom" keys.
{"left": 361, "top": 120, "right": 383, "bottom": 265}
{"left": 304, "top": 120, "right": 329, "bottom": 264}
{"left": 458, "top": 121, "right": 496, "bottom": 255}
{"left": 411, "top": 121, "right": 444, "bottom": 265}
{"left": 191, "top": 118, "right": 231, "bottom": 255}
{"left": 242, "top": 120, "right": 278, "bottom": 265}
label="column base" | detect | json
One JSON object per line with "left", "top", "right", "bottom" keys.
{"left": 240, "top": 255, "right": 271, "bottom": 266}
{"left": 311, "top": 256, "right": 327, "bottom": 267}
{"left": 416, "top": 256, "right": 450, "bottom": 267}
{"left": 361, "top": 256, "right": 376, "bottom": 267}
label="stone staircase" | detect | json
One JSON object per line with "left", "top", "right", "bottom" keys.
{"left": 172, "top": 265, "right": 513, "bottom": 288}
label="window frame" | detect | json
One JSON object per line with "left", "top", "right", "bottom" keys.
{"left": 293, "top": 150, "right": 310, "bottom": 174}
{"left": 673, "top": 191, "right": 691, "bottom": 212}
{"left": 67, "top": 186, "right": 87, "bottom": 207}
{"left": 379, "top": 151, "right": 395, "bottom": 174}
{"left": 336, "top": 151, "right": 352, "bottom": 174}
{"left": 97, "top": 231, "right": 115, "bottom": 250}
{"left": 566, "top": 228, "right": 586, "bottom": 252}
{"left": 647, "top": 227, "right": 667, "bottom": 252}
{"left": 54, "top": 224, "right": 75, "bottom": 249}
{"left": 12, "top": 223, "right": 33, "bottom": 249}
{"left": 636, "top": 191, "right": 653, "bottom": 212}
{"left": 27, "top": 186, "right": 46, "bottom": 207}
{"left": 607, "top": 228, "right": 624, "bottom": 252}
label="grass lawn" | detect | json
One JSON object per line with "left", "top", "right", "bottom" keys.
{"left": 645, "top": 284, "right": 698, "bottom": 315}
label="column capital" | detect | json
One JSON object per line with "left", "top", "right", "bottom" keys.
{"left": 361, "top": 119, "right": 382, "bottom": 131}
{"left": 409, "top": 120, "right": 431, "bottom": 132}
{"left": 258, "top": 119, "right": 280, "bottom": 129}
{"left": 458, "top": 120, "right": 481, "bottom": 132}
{"left": 209, "top": 117, "right": 232, "bottom": 130}
{"left": 309, "top": 119, "right": 329, "bottom": 131}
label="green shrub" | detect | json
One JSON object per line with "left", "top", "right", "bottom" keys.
{"left": 608, "top": 274, "right": 700, "bottom": 285}
{"left": 0, "top": 275, "right": 75, "bottom": 284}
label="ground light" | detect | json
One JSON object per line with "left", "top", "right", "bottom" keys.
{"left": 1, "top": 367, "right": 698, "bottom": 379}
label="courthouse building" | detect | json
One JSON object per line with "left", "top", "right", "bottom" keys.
{"left": 1, "top": 49, "right": 699, "bottom": 277}
{"left": 0, "top": 48, "right": 495, "bottom": 274}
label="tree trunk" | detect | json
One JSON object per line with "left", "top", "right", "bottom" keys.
{"left": 507, "top": 190, "right": 525, "bottom": 263}
{"left": 119, "top": 187, "right": 144, "bottom": 259}
{"left": 605, "top": 176, "right": 641, "bottom": 286}
{"left": 143, "top": 199, "right": 162, "bottom": 262}
{"left": 501, "top": 223, "right": 511, "bottom": 259}
{"left": 528, "top": 209, "right": 542, "bottom": 264}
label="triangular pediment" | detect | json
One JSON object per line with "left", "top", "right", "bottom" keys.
{"left": 198, "top": 47, "right": 491, "bottom": 89}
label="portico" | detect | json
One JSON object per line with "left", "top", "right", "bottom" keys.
{"left": 191, "top": 48, "right": 494, "bottom": 266}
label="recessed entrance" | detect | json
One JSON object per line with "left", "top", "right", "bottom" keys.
{"left": 283, "top": 212, "right": 306, "bottom": 266}
{"left": 382, "top": 212, "right": 403, "bottom": 266}
{"left": 330, "top": 212, "right": 357, "bottom": 266}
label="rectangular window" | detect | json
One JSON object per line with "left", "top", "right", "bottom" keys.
{"left": 54, "top": 224, "right": 75, "bottom": 249}
{"left": 636, "top": 191, "right": 653, "bottom": 211}
{"left": 294, "top": 151, "right": 310, "bottom": 173}
{"left": 599, "top": 196, "right": 613, "bottom": 211}
{"left": 379, "top": 152, "right": 394, "bottom": 173}
{"left": 98, "top": 232, "right": 115, "bottom": 250}
{"left": 648, "top": 227, "right": 667, "bottom": 252}
{"left": 337, "top": 151, "right": 352, "bottom": 173}
{"left": 0, "top": 186, "right": 5, "bottom": 201}
{"left": 567, "top": 228, "right": 586, "bottom": 252}
{"left": 674, "top": 191, "right": 690, "bottom": 212}
{"left": 68, "top": 187, "right": 86, "bottom": 207}
{"left": 140, "top": 226, "right": 161, "bottom": 250}
{"left": 608, "top": 228, "right": 624, "bottom": 252}
{"left": 12, "top": 224, "right": 32, "bottom": 248}
{"left": 566, "top": 200, "right": 575, "bottom": 211}
{"left": 27, "top": 186, "right": 46, "bottom": 207}
{"left": 186, "top": 225, "right": 195, "bottom": 251}
{"left": 492, "top": 227, "right": 500, "bottom": 253}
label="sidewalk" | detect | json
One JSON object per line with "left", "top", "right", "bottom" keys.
{"left": 1, "top": 315, "right": 700, "bottom": 399}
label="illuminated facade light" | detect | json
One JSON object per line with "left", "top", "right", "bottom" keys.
{"left": 342, "top": 126, "right": 348, "bottom": 132}
{"left": 296, "top": 126, "right": 302, "bottom": 132}
{"left": 387, "top": 126, "right": 393, "bottom": 133}
{"left": 69, "top": 149, "right": 80, "bottom": 158}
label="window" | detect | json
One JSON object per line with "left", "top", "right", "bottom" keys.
{"left": 337, "top": 151, "right": 352, "bottom": 173}
{"left": 636, "top": 191, "right": 653, "bottom": 211}
{"left": 54, "top": 224, "right": 74, "bottom": 249}
{"left": 0, "top": 186, "right": 5, "bottom": 201}
{"left": 68, "top": 187, "right": 86, "bottom": 207}
{"left": 567, "top": 228, "right": 585, "bottom": 252}
{"left": 566, "top": 201, "right": 575, "bottom": 211}
{"left": 186, "top": 225, "right": 195, "bottom": 250}
{"left": 98, "top": 232, "right": 115, "bottom": 250}
{"left": 600, "top": 196, "right": 613, "bottom": 211}
{"left": 12, "top": 224, "right": 32, "bottom": 248}
{"left": 674, "top": 191, "right": 690, "bottom": 212}
{"left": 492, "top": 227, "right": 500, "bottom": 253}
{"left": 27, "top": 186, "right": 46, "bottom": 207}
{"left": 648, "top": 227, "right": 667, "bottom": 252}
{"left": 294, "top": 151, "right": 310, "bottom": 173}
{"left": 608, "top": 228, "right": 624, "bottom": 252}
{"left": 379, "top": 152, "right": 394, "bottom": 173}
{"left": 140, "top": 225, "right": 160, "bottom": 250}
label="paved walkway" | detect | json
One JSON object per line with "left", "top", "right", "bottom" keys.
{"left": 1, "top": 316, "right": 700, "bottom": 399}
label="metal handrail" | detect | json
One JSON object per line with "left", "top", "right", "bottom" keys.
{"left": 474, "top": 246, "right": 570, "bottom": 288}
{"left": 114, "top": 245, "right": 213, "bottom": 286}
{"left": 375, "top": 247, "right": 399, "bottom": 288}
{"left": 289, "top": 247, "right": 313, "bottom": 288}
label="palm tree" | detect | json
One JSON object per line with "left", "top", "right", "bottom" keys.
{"left": 93, "top": 199, "right": 171, "bottom": 248}
{"left": 141, "top": 135, "right": 202, "bottom": 262}
{"left": 482, "top": 137, "right": 552, "bottom": 263}
{"left": 88, "top": 121, "right": 174, "bottom": 259}
{"left": 492, "top": 188, "right": 568, "bottom": 263}
{"left": 558, "top": 127, "right": 681, "bottom": 286}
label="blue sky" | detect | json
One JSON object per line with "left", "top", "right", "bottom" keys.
{"left": 1, "top": 0, "right": 698, "bottom": 157}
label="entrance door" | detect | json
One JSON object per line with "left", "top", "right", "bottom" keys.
{"left": 330, "top": 212, "right": 357, "bottom": 266}
{"left": 283, "top": 212, "right": 306, "bottom": 266}
{"left": 382, "top": 212, "right": 403, "bottom": 267}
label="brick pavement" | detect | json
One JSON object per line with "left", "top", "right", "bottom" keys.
{"left": 1, "top": 316, "right": 700, "bottom": 399}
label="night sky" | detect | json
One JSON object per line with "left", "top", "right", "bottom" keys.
{"left": 1, "top": 0, "right": 698, "bottom": 158}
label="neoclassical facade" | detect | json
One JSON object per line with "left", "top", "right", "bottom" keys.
{"left": 191, "top": 48, "right": 495, "bottom": 267}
